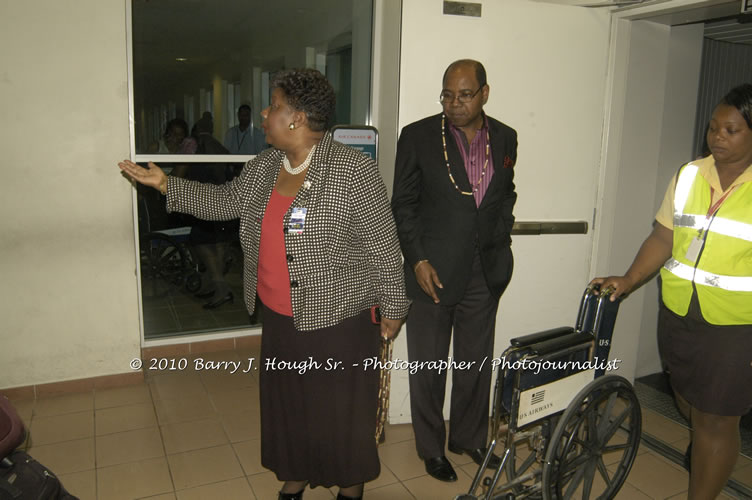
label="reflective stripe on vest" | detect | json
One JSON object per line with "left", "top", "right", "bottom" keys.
{"left": 664, "top": 258, "right": 752, "bottom": 292}
{"left": 674, "top": 214, "right": 752, "bottom": 242}
{"left": 673, "top": 163, "right": 698, "bottom": 217}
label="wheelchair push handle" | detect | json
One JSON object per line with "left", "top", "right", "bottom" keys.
{"left": 575, "top": 283, "right": 621, "bottom": 377}
{"left": 575, "top": 283, "right": 616, "bottom": 332}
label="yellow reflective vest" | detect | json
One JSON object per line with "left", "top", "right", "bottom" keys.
{"left": 660, "top": 160, "right": 752, "bottom": 325}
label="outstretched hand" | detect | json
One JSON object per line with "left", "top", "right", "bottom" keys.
{"left": 118, "top": 160, "right": 167, "bottom": 193}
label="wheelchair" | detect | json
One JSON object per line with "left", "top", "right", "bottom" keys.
{"left": 140, "top": 230, "right": 202, "bottom": 298}
{"left": 137, "top": 185, "right": 202, "bottom": 298}
{"left": 457, "top": 286, "right": 641, "bottom": 500}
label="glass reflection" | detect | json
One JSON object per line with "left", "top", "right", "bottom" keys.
{"left": 132, "top": 0, "right": 373, "bottom": 339}
{"left": 131, "top": 0, "right": 373, "bottom": 155}
{"left": 137, "top": 161, "right": 258, "bottom": 339}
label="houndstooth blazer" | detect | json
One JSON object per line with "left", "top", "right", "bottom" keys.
{"left": 166, "top": 132, "right": 411, "bottom": 331}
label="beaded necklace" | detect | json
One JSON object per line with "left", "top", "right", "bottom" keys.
{"left": 441, "top": 114, "right": 489, "bottom": 196}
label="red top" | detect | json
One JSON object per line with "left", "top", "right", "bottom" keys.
{"left": 257, "top": 189, "right": 295, "bottom": 316}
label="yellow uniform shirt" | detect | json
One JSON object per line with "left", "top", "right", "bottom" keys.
{"left": 655, "top": 155, "right": 752, "bottom": 229}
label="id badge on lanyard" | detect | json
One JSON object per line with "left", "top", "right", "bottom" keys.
{"left": 685, "top": 186, "right": 736, "bottom": 262}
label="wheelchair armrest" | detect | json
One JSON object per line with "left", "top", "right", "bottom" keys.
{"left": 528, "top": 331, "right": 594, "bottom": 356}
{"left": 510, "top": 326, "right": 574, "bottom": 348}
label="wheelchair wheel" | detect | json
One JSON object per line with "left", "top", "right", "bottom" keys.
{"left": 489, "top": 370, "right": 530, "bottom": 494}
{"left": 185, "top": 271, "right": 202, "bottom": 294}
{"left": 504, "top": 425, "right": 544, "bottom": 497}
{"left": 541, "top": 375, "right": 641, "bottom": 500}
{"left": 140, "top": 232, "right": 188, "bottom": 297}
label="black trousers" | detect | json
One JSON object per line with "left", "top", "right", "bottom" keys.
{"left": 406, "top": 250, "right": 500, "bottom": 459}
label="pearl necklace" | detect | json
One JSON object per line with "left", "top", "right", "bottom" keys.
{"left": 283, "top": 144, "right": 317, "bottom": 175}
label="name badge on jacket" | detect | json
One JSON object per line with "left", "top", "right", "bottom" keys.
{"left": 288, "top": 207, "right": 307, "bottom": 234}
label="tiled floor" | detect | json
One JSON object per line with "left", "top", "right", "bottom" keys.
{"left": 7, "top": 348, "right": 752, "bottom": 499}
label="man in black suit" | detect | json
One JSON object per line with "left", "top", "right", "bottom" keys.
{"left": 392, "top": 59, "right": 517, "bottom": 482}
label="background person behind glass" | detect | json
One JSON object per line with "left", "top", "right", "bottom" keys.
{"left": 172, "top": 114, "right": 236, "bottom": 309}
{"left": 147, "top": 118, "right": 194, "bottom": 154}
{"left": 119, "top": 68, "right": 409, "bottom": 500}
{"left": 591, "top": 83, "right": 752, "bottom": 500}
{"left": 224, "top": 104, "right": 266, "bottom": 155}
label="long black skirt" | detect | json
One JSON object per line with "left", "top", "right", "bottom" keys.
{"left": 259, "top": 304, "right": 382, "bottom": 488}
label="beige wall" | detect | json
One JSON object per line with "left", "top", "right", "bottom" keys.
{"left": 0, "top": 0, "right": 139, "bottom": 388}
{"left": 389, "top": 0, "right": 612, "bottom": 423}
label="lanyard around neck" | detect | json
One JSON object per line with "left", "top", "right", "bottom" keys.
{"left": 237, "top": 127, "right": 249, "bottom": 147}
{"left": 698, "top": 186, "right": 738, "bottom": 237}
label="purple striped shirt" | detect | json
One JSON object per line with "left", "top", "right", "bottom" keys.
{"left": 448, "top": 116, "right": 494, "bottom": 207}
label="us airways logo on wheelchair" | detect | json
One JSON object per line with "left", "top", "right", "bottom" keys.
{"left": 517, "top": 400, "right": 555, "bottom": 423}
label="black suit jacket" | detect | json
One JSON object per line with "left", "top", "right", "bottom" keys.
{"left": 392, "top": 112, "right": 518, "bottom": 305}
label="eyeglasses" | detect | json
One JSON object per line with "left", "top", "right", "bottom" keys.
{"left": 439, "top": 86, "right": 483, "bottom": 104}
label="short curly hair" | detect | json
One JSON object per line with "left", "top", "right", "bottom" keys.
{"left": 272, "top": 69, "right": 336, "bottom": 132}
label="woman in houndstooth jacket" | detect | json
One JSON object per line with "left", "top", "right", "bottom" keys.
{"left": 120, "top": 69, "right": 410, "bottom": 500}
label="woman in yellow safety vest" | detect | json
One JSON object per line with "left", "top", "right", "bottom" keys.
{"left": 592, "top": 83, "right": 752, "bottom": 500}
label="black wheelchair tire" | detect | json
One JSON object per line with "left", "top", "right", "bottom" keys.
{"left": 140, "top": 232, "right": 189, "bottom": 297}
{"left": 541, "top": 375, "right": 641, "bottom": 500}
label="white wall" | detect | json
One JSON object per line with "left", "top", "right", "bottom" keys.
{"left": 0, "top": 0, "right": 139, "bottom": 388}
{"left": 371, "top": 0, "right": 403, "bottom": 195}
{"left": 390, "top": 0, "right": 612, "bottom": 423}
{"left": 636, "top": 23, "right": 704, "bottom": 377}
{"left": 591, "top": 20, "right": 673, "bottom": 389}
{"left": 592, "top": 17, "right": 704, "bottom": 383}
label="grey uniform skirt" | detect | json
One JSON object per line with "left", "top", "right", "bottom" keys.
{"left": 658, "top": 292, "right": 752, "bottom": 416}
{"left": 259, "top": 304, "right": 382, "bottom": 488}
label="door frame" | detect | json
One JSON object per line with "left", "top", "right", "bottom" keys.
{"left": 592, "top": 0, "right": 715, "bottom": 379}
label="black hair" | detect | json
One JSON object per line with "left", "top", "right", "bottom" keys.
{"left": 720, "top": 83, "right": 752, "bottom": 129}
{"left": 194, "top": 115, "right": 213, "bottom": 134}
{"left": 238, "top": 104, "right": 251, "bottom": 113}
{"left": 442, "top": 59, "right": 487, "bottom": 88}
{"left": 164, "top": 118, "right": 188, "bottom": 138}
{"left": 271, "top": 69, "right": 336, "bottom": 132}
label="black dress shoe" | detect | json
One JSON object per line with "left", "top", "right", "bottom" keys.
{"left": 203, "top": 292, "right": 233, "bottom": 310}
{"left": 278, "top": 490, "right": 304, "bottom": 500}
{"left": 424, "top": 456, "right": 458, "bottom": 482}
{"left": 194, "top": 289, "right": 215, "bottom": 299}
{"left": 448, "top": 444, "right": 501, "bottom": 469}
